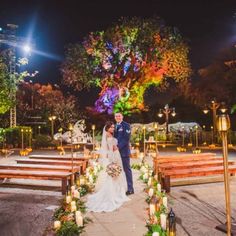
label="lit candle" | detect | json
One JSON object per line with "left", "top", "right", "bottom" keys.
{"left": 75, "top": 210, "right": 83, "bottom": 227}
{"left": 54, "top": 220, "right": 61, "bottom": 230}
{"left": 162, "top": 196, "right": 167, "bottom": 208}
{"left": 152, "top": 232, "right": 159, "bottom": 236}
{"left": 140, "top": 152, "right": 144, "bottom": 160}
{"left": 148, "top": 188, "right": 154, "bottom": 197}
{"left": 89, "top": 175, "right": 93, "bottom": 184}
{"left": 66, "top": 196, "right": 72, "bottom": 204}
{"left": 147, "top": 177, "right": 152, "bottom": 186}
{"left": 71, "top": 185, "right": 75, "bottom": 195}
{"left": 71, "top": 204, "right": 77, "bottom": 212}
{"left": 80, "top": 177, "right": 85, "bottom": 185}
{"left": 154, "top": 174, "right": 158, "bottom": 181}
{"left": 74, "top": 190, "right": 80, "bottom": 199}
{"left": 143, "top": 173, "right": 148, "bottom": 180}
{"left": 160, "top": 213, "right": 167, "bottom": 230}
{"left": 157, "top": 183, "right": 161, "bottom": 192}
{"left": 149, "top": 203, "right": 156, "bottom": 215}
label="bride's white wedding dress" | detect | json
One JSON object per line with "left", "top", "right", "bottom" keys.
{"left": 86, "top": 135, "right": 129, "bottom": 212}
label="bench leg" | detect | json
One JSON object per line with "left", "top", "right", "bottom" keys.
{"left": 62, "top": 178, "right": 67, "bottom": 195}
{"left": 162, "top": 175, "right": 171, "bottom": 193}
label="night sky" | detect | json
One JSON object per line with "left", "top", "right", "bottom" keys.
{"left": 1, "top": 0, "right": 236, "bottom": 85}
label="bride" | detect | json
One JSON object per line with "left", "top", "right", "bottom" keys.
{"left": 86, "top": 121, "right": 130, "bottom": 212}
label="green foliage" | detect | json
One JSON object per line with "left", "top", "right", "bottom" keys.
{"left": 4, "top": 126, "right": 31, "bottom": 148}
{"left": 0, "top": 57, "right": 13, "bottom": 114}
{"left": 34, "top": 134, "right": 55, "bottom": 148}
{"left": 56, "top": 221, "right": 83, "bottom": 236}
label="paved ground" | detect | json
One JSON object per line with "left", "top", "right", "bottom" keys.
{"left": 0, "top": 148, "right": 235, "bottom": 236}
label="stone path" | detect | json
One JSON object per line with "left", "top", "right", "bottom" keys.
{"left": 82, "top": 170, "right": 147, "bottom": 236}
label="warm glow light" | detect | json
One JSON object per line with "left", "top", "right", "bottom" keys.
{"left": 92, "top": 124, "right": 96, "bottom": 130}
{"left": 216, "top": 114, "right": 231, "bottom": 132}
{"left": 158, "top": 113, "right": 163, "bottom": 118}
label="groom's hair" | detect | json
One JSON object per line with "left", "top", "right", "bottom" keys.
{"left": 105, "top": 121, "right": 114, "bottom": 131}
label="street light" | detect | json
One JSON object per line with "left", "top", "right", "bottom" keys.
{"left": 202, "top": 99, "right": 227, "bottom": 143}
{"left": 20, "top": 128, "right": 24, "bottom": 151}
{"left": 38, "top": 126, "right": 41, "bottom": 135}
{"left": 215, "top": 114, "right": 236, "bottom": 235}
{"left": 158, "top": 104, "right": 176, "bottom": 139}
{"left": 48, "top": 115, "right": 56, "bottom": 139}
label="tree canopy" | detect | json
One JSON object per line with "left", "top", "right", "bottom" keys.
{"left": 62, "top": 17, "right": 191, "bottom": 114}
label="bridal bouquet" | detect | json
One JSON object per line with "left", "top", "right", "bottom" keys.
{"left": 106, "top": 162, "right": 122, "bottom": 178}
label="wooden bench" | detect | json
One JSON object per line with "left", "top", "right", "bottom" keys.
{"left": 0, "top": 164, "right": 82, "bottom": 173}
{"left": 153, "top": 155, "right": 219, "bottom": 174}
{"left": 161, "top": 165, "right": 236, "bottom": 192}
{"left": 16, "top": 159, "right": 87, "bottom": 173}
{"left": 158, "top": 159, "right": 235, "bottom": 171}
{"left": 0, "top": 169, "right": 72, "bottom": 194}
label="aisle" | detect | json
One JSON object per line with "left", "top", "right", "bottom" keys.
{"left": 82, "top": 169, "right": 147, "bottom": 236}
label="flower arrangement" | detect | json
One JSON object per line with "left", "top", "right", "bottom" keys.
{"left": 106, "top": 162, "right": 122, "bottom": 178}
{"left": 132, "top": 162, "right": 174, "bottom": 236}
{"left": 52, "top": 161, "right": 103, "bottom": 235}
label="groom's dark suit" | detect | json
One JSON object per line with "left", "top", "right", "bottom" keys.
{"left": 114, "top": 121, "right": 134, "bottom": 192}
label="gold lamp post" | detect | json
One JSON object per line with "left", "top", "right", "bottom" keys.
{"left": 68, "top": 123, "right": 74, "bottom": 185}
{"left": 38, "top": 125, "right": 41, "bottom": 135}
{"left": 48, "top": 115, "right": 56, "bottom": 139}
{"left": 29, "top": 128, "right": 32, "bottom": 149}
{"left": 21, "top": 128, "right": 24, "bottom": 151}
{"left": 215, "top": 114, "right": 235, "bottom": 235}
{"left": 92, "top": 124, "right": 96, "bottom": 152}
{"left": 202, "top": 100, "right": 227, "bottom": 143}
{"left": 158, "top": 104, "right": 176, "bottom": 140}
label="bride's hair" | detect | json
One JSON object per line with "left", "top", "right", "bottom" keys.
{"left": 105, "top": 121, "right": 114, "bottom": 131}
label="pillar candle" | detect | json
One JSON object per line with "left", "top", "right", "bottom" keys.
{"left": 74, "top": 190, "right": 80, "bottom": 199}
{"left": 66, "top": 196, "right": 72, "bottom": 204}
{"left": 147, "top": 177, "right": 152, "bottom": 186}
{"left": 89, "top": 175, "right": 93, "bottom": 184}
{"left": 148, "top": 188, "right": 154, "bottom": 197}
{"left": 80, "top": 177, "right": 85, "bottom": 185}
{"left": 71, "top": 185, "right": 75, "bottom": 194}
{"left": 162, "top": 196, "right": 167, "bottom": 208}
{"left": 154, "top": 174, "right": 158, "bottom": 181}
{"left": 71, "top": 204, "right": 77, "bottom": 212}
{"left": 54, "top": 220, "right": 61, "bottom": 230}
{"left": 75, "top": 211, "right": 83, "bottom": 227}
{"left": 143, "top": 173, "right": 148, "bottom": 180}
{"left": 157, "top": 183, "right": 161, "bottom": 192}
{"left": 160, "top": 213, "right": 167, "bottom": 230}
{"left": 149, "top": 203, "right": 156, "bottom": 215}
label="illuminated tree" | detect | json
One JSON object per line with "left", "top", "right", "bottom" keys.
{"left": 62, "top": 17, "right": 191, "bottom": 114}
{"left": 0, "top": 51, "right": 31, "bottom": 115}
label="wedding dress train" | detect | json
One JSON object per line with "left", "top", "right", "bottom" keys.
{"left": 86, "top": 137, "right": 129, "bottom": 212}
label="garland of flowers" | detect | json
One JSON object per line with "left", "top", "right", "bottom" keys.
{"left": 132, "top": 162, "right": 169, "bottom": 236}
{"left": 52, "top": 161, "right": 102, "bottom": 236}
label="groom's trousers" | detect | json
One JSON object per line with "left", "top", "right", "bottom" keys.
{"left": 121, "top": 156, "right": 134, "bottom": 192}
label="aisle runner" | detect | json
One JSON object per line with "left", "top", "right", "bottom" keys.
{"left": 82, "top": 169, "right": 147, "bottom": 236}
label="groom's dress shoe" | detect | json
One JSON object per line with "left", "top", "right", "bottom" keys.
{"left": 126, "top": 190, "right": 134, "bottom": 195}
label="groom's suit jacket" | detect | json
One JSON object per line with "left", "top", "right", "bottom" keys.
{"left": 114, "top": 121, "right": 131, "bottom": 157}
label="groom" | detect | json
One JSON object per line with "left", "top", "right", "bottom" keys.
{"left": 114, "top": 112, "right": 134, "bottom": 195}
